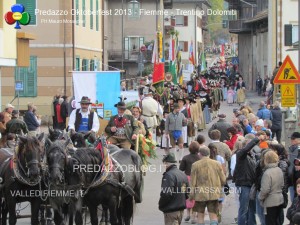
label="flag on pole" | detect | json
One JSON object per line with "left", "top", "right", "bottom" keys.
{"left": 169, "top": 61, "right": 177, "bottom": 84}
{"left": 200, "top": 52, "right": 207, "bottom": 72}
{"left": 220, "top": 44, "right": 225, "bottom": 69}
{"left": 189, "top": 41, "right": 195, "bottom": 65}
{"left": 168, "top": 38, "right": 175, "bottom": 61}
{"left": 152, "top": 38, "right": 158, "bottom": 64}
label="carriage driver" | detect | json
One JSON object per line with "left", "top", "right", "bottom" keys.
{"left": 105, "top": 101, "right": 139, "bottom": 149}
{"left": 68, "top": 96, "right": 100, "bottom": 138}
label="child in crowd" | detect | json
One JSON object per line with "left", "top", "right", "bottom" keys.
{"left": 160, "top": 111, "right": 171, "bottom": 154}
{"left": 227, "top": 86, "right": 235, "bottom": 106}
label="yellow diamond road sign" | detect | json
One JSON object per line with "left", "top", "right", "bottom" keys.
{"left": 281, "top": 84, "right": 296, "bottom": 107}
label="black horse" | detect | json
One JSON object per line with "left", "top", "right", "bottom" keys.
{"left": 77, "top": 144, "right": 143, "bottom": 225}
{"left": 45, "top": 138, "right": 83, "bottom": 225}
{"left": 0, "top": 134, "right": 45, "bottom": 225}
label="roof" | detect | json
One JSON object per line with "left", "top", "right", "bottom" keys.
{"left": 244, "top": 10, "right": 268, "bottom": 23}
{"left": 173, "top": 0, "right": 211, "bottom": 7}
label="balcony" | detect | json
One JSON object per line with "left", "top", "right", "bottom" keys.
{"left": 228, "top": 19, "right": 252, "bottom": 33}
{"left": 108, "top": 49, "right": 153, "bottom": 62}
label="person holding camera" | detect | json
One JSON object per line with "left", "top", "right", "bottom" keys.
{"left": 288, "top": 132, "right": 300, "bottom": 201}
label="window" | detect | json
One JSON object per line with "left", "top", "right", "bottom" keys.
{"left": 178, "top": 41, "right": 188, "bottom": 52}
{"left": 292, "top": 25, "right": 298, "bottom": 44}
{"left": 90, "top": 59, "right": 95, "bottom": 71}
{"left": 175, "top": 16, "right": 188, "bottom": 26}
{"left": 82, "top": 0, "right": 86, "bottom": 27}
{"left": 75, "top": 57, "right": 80, "bottom": 71}
{"left": 128, "top": 1, "right": 140, "bottom": 19}
{"left": 76, "top": 0, "right": 79, "bottom": 25}
{"left": 90, "top": 0, "right": 93, "bottom": 29}
{"left": 82, "top": 59, "right": 89, "bottom": 71}
{"left": 96, "top": 0, "right": 99, "bottom": 31}
{"left": 15, "top": 56, "right": 37, "bottom": 97}
{"left": 16, "top": 0, "right": 36, "bottom": 25}
{"left": 124, "top": 37, "right": 144, "bottom": 60}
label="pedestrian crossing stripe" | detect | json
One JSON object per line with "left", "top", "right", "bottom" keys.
{"left": 273, "top": 55, "right": 300, "bottom": 84}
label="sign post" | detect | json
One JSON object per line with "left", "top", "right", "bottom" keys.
{"left": 273, "top": 55, "right": 300, "bottom": 145}
{"left": 15, "top": 81, "right": 23, "bottom": 112}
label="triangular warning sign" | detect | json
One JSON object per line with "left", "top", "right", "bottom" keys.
{"left": 283, "top": 86, "right": 293, "bottom": 96}
{"left": 273, "top": 55, "right": 300, "bottom": 84}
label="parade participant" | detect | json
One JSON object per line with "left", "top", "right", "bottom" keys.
{"left": 177, "top": 97, "right": 188, "bottom": 147}
{"left": 105, "top": 101, "right": 139, "bottom": 149}
{"left": 236, "top": 76, "right": 246, "bottom": 106}
{"left": 160, "top": 111, "right": 171, "bottom": 153}
{"left": 199, "top": 89, "right": 211, "bottom": 124}
{"left": 141, "top": 87, "right": 163, "bottom": 131}
{"left": 185, "top": 97, "right": 196, "bottom": 145}
{"left": 227, "top": 86, "right": 235, "bottom": 106}
{"left": 179, "top": 141, "right": 200, "bottom": 224}
{"left": 5, "top": 110, "right": 28, "bottom": 135}
{"left": 165, "top": 103, "right": 187, "bottom": 162}
{"left": 68, "top": 96, "right": 99, "bottom": 140}
{"left": 131, "top": 106, "right": 148, "bottom": 136}
{"left": 159, "top": 153, "right": 189, "bottom": 225}
{"left": 190, "top": 146, "right": 226, "bottom": 225}
{"left": 24, "top": 103, "right": 40, "bottom": 137}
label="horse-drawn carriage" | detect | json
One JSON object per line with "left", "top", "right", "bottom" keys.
{"left": 0, "top": 129, "right": 146, "bottom": 225}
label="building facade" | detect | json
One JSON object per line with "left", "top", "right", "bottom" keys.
{"left": 1, "top": 0, "right": 103, "bottom": 115}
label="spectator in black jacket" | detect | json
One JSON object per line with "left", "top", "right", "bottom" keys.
{"left": 270, "top": 101, "right": 282, "bottom": 143}
{"left": 234, "top": 133, "right": 265, "bottom": 225}
{"left": 288, "top": 132, "right": 300, "bottom": 201}
{"left": 159, "top": 153, "right": 189, "bottom": 225}
{"left": 179, "top": 141, "right": 200, "bottom": 223}
{"left": 24, "top": 103, "right": 40, "bottom": 137}
{"left": 287, "top": 178, "right": 300, "bottom": 225}
{"left": 60, "top": 95, "right": 69, "bottom": 128}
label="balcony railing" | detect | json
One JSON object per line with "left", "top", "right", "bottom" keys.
{"left": 229, "top": 19, "right": 252, "bottom": 33}
{"left": 108, "top": 49, "right": 153, "bottom": 62}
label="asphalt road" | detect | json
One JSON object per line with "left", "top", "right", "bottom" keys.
{"left": 4, "top": 91, "right": 291, "bottom": 225}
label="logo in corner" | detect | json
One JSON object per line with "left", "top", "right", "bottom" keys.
{"left": 4, "top": 4, "right": 30, "bottom": 29}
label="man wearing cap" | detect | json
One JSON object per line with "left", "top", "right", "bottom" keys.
{"left": 288, "top": 132, "right": 300, "bottom": 201}
{"left": 208, "top": 114, "right": 231, "bottom": 142}
{"left": 105, "top": 101, "right": 139, "bottom": 149}
{"left": 3, "top": 103, "right": 14, "bottom": 124}
{"left": 159, "top": 153, "right": 189, "bottom": 225}
{"left": 141, "top": 87, "right": 163, "bottom": 131}
{"left": 68, "top": 96, "right": 99, "bottom": 135}
{"left": 5, "top": 110, "right": 28, "bottom": 135}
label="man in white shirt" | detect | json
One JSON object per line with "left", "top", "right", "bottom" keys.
{"left": 68, "top": 96, "right": 99, "bottom": 136}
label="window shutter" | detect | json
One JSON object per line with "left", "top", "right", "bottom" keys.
{"left": 76, "top": 57, "right": 80, "bottom": 71}
{"left": 139, "top": 37, "right": 144, "bottom": 49}
{"left": 284, "top": 24, "right": 293, "bottom": 46}
{"left": 124, "top": 37, "right": 129, "bottom": 59}
{"left": 184, "top": 16, "right": 188, "bottom": 26}
{"left": 184, "top": 42, "right": 188, "bottom": 52}
{"left": 15, "top": 56, "right": 37, "bottom": 97}
{"left": 16, "top": 0, "right": 36, "bottom": 25}
{"left": 76, "top": 0, "right": 79, "bottom": 25}
{"left": 90, "top": 59, "right": 94, "bottom": 71}
{"left": 82, "top": 0, "right": 86, "bottom": 27}
{"left": 90, "top": 0, "right": 93, "bottom": 29}
{"left": 96, "top": 0, "right": 99, "bottom": 31}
